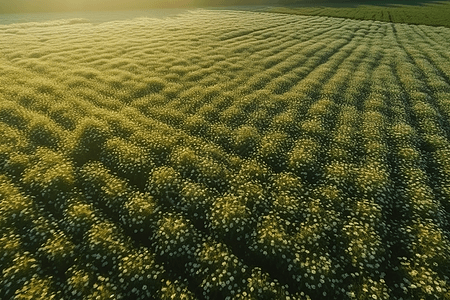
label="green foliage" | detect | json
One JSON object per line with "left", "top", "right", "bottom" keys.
{"left": 232, "top": 125, "right": 261, "bottom": 157}
{"left": 118, "top": 248, "right": 164, "bottom": 299}
{"left": 0, "top": 176, "right": 37, "bottom": 229}
{"left": 234, "top": 267, "right": 288, "bottom": 300}
{"left": 0, "top": 123, "right": 28, "bottom": 152}
{"left": 65, "top": 266, "right": 96, "bottom": 299}
{"left": 15, "top": 276, "right": 58, "bottom": 300}
{"left": 158, "top": 279, "right": 196, "bottom": 300}
{"left": 269, "top": 2, "right": 450, "bottom": 28}
{"left": 192, "top": 241, "right": 249, "bottom": 299}
{"left": 324, "top": 161, "right": 355, "bottom": 189}
{"left": 147, "top": 166, "right": 183, "bottom": 206}
{"left": 219, "top": 105, "right": 246, "bottom": 128}
{"left": 257, "top": 131, "right": 291, "bottom": 171}
{"left": 70, "top": 118, "right": 111, "bottom": 165}
{"left": 170, "top": 146, "right": 202, "bottom": 180}
{"left": 22, "top": 148, "right": 75, "bottom": 201}
{"left": 288, "top": 138, "right": 320, "bottom": 177}
{"left": 100, "top": 137, "right": 153, "bottom": 188}
{"left": 237, "top": 159, "right": 271, "bottom": 183}
{"left": 130, "top": 129, "right": 178, "bottom": 166}
{"left": 37, "top": 231, "right": 75, "bottom": 272}
{"left": 84, "top": 220, "right": 131, "bottom": 272}
{"left": 1, "top": 9, "right": 450, "bottom": 300}
{"left": 208, "top": 194, "right": 255, "bottom": 243}
{"left": 1, "top": 253, "right": 42, "bottom": 299}
{"left": 63, "top": 199, "right": 99, "bottom": 240}
{"left": 207, "top": 123, "right": 233, "bottom": 150}
{"left": 121, "top": 191, "right": 159, "bottom": 235}
{"left": 184, "top": 114, "right": 209, "bottom": 135}
{"left": 0, "top": 131, "right": 31, "bottom": 179}
{"left": 153, "top": 212, "right": 201, "bottom": 263}
{"left": 270, "top": 109, "right": 299, "bottom": 137}
{"left": 300, "top": 118, "right": 326, "bottom": 140}
{"left": 27, "top": 115, "right": 63, "bottom": 149}
{"left": 80, "top": 162, "right": 129, "bottom": 220}
{"left": 134, "top": 77, "right": 166, "bottom": 97}
{"left": 355, "top": 161, "right": 390, "bottom": 198}
{"left": 0, "top": 100, "right": 28, "bottom": 130}
{"left": 179, "top": 181, "right": 212, "bottom": 227}
{"left": 49, "top": 103, "right": 79, "bottom": 130}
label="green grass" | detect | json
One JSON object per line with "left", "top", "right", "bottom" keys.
{"left": 1, "top": 9, "right": 450, "bottom": 300}
{"left": 268, "top": 1, "right": 450, "bottom": 27}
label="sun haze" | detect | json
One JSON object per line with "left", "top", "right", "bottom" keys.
{"left": 0, "top": 0, "right": 197, "bottom": 13}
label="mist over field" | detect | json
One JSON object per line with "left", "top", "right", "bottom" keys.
{"left": 1, "top": 0, "right": 265, "bottom": 13}
{"left": 0, "top": 0, "right": 443, "bottom": 14}
{"left": 1, "top": 2, "right": 450, "bottom": 300}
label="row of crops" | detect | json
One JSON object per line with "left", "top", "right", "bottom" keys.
{"left": 269, "top": 1, "right": 450, "bottom": 28}
{"left": 1, "top": 9, "right": 450, "bottom": 299}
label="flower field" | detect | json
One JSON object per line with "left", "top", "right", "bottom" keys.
{"left": 1, "top": 9, "right": 450, "bottom": 299}
{"left": 269, "top": 1, "right": 450, "bottom": 28}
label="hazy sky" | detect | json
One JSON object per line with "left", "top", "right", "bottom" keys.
{"left": 0, "top": 0, "right": 286, "bottom": 14}
{"left": 0, "top": 0, "right": 206, "bottom": 14}
{"left": 0, "top": 1, "right": 432, "bottom": 14}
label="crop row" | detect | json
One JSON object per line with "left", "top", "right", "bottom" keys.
{"left": 269, "top": 2, "right": 450, "bottom": 28}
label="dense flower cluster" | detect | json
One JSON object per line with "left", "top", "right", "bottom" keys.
{"left": 1, "top": 9, "right": 450, "bottom": 300}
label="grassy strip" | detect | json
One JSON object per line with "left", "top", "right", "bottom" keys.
{"left": 267, "top": 1, "right": 450, "bottom": 27}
